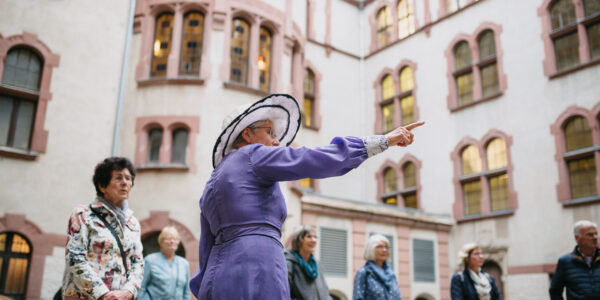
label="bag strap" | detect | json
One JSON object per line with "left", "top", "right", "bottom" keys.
{"left": 89, "top": 205, "right": 129, "bottom": 276}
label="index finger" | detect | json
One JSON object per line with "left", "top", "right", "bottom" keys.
{"left": 404, "top": 121, "right": 425, "bottom": 131}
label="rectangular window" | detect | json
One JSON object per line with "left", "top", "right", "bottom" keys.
{"left": 320, "top": 227, "right": 347, "bottom": 276}
{"left": 554, "top": 31, "right": 580, "bottom": 71}
{"left": 0, "top": 95, "right": 35, "bottom": 150}
{"left": 463, "top": 180, "right": 482, "bottom": 215}
{"left": 568, "top": 156, "right": 597, "bottom": 198}
{"left": 413, "top": 238, "right": 435, "bottom": 282}
{"left": 489, "top": 174, "right": 509, "bottom": 211}
{"left": 587, "top": 22, "right": 600, "bottom": 60}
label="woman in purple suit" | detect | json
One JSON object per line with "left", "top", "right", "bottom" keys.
{"left": 189, "top": 94, "right": 423, "bottom": 299}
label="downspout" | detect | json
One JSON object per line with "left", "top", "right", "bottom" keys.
{"left": 112, "top": 0, "right": 137, "bottom": 156}
{"left": 358, "top": 0, "right": 367, "bottom": 202}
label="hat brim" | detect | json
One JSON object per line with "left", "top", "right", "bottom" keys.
{"left": 212, "top": 94, "right": 301, "bottom": 168}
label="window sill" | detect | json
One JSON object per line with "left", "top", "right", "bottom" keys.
{"left": 136, "top": 163, "right": 190, "bottom": 172}
{"left": 0, "top": 146, "right": 38, "bottom": 160}
{"left": 456, "top": 209, "right": 514, "bottom": 224}
{"left": 450, "top": 91, "right": 503, "bottom": 113}
{"left": 137, "top": 77, "right": 205, "bottom": 87}
{"left": 223, "top": 81, "right": 269, "bottom": 97}
{"left": 549, "top": 58, "right": 600, "bottom": 79}
{"left": 562, "top": 196, "right": 600, "bottom": 207}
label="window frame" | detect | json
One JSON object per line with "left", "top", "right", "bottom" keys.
{"left": 376, "top": 155, "right": 422, "bottom": 209}
{"left": 0, "top": 232, "right": 32, "bottom": 299}
{"left": 302, "top": 62, "right": 322, "bottom": 130}
{"left": 374, "top": 61, "right": 419, "bottom": 134}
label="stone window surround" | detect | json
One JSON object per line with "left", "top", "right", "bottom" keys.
{"left": 0, "top": 32, "right": 60, "bottom": 160}
{"left": 450, "top": 130, "right": 518, "bottom": 222}
{"left": 373, "top": 60, "right": 420, "bottom": 134}
{"left": 550, "top": 104, "right": 600, "bottom": 206}
{"left": 134, "top": 116, "right": 200, "bottom": 173}
{"left": 368, "top": 0, "right": 421, "bottom": 52}
{"left": 134, "top": 0, "right": 212, "bottom": 85}
{"left": 375, "top": 154, "right": 423, "bottom": 209}
{"left": 303, "top": 60, "right": 322, "bottom": 130}
{"left": 0, "top": 213, "right": 67, "bottom": 300}
{"left": 538, "top": 0, "right": 600, "bottom": 78}
{"left": 444, "top": 22, "right": 507, "bottom": 112}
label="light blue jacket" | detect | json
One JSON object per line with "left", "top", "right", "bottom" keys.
{"left": 139, "top": 252, "right": 190, "bottom": 300}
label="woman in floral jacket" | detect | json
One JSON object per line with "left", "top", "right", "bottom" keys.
{"left": 62, "top": 157, "right": 144, "bottom": 300}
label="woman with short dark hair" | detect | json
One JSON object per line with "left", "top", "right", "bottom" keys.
{"left": 62, "top": 157, "right": 143, "bottom": 300}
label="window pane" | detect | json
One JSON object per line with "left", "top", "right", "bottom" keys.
{"left": 382, "top": 75, "right": 395, "bottom": 99}
{"left": 397, "top": 0, "right": 415, "bottom": 39}
{"left": 457, "top": 72, "right": 474, "bottom": 106}
{"left": 554, "top": 31, "right": 580, "bottom": 71}
{"left": 303, "top": 97, "right": 314, "bottom": 127}
{"left": 551, "top": 0, "right": 577, "bottom": 30}
{"left": 230, "top": 18, "right": 250, "bottom": 84}
{"left": 585, "top": 0, "right": 600, "bottom": 17}
{"left": 151, "top": 13, "right": 174, "bottom": 77}
{"left": 568, "top": 156, "right": 597, "bottom": 198}
{"left": 463, "top": 180, "right": 482, "bottom": 215}
{"left": 400, "top": 95, "right": 414, "bottom": 125}
{"left": 0, "top": 233, "right": 6, "bottom": 251}
{"left": 171, "top": 129, "right": 188, "bottom": 163}
{"left": 382, "top": 102, "right": 395, "bottom": 132}
{"left": 404, "top": 193, "right": 417, "bottom": 209}
{"left": 490, "top": 174, "right": 509, "bottom": 211}
{"left": 403, "top": 162, "right": 416, "bottom": 187}
{"left": 5, "top": 258, "right": 29, "bottom": 294}
{"left": 462, "top": 145, "right": 482, "bottom": 175}
{"left": 2, "top": 48, "right": 42, "bottom": 91}
{"left": 564, "top": 116, "right": 593, "bottom": 151}
{"left": 377, "top": 7, "right": 392, "bottom": 47}
{"left": 148, "top": 129, "right": 162, "bottom": 163}
{"left": 478, "top": 30, "right": 496, "bottom": 60}
{"left": 399, "top": 67, "right": 413, "bottom": 92}
{"left": 455, "top": 41, "right": 472, "bottom": 70}
{"left": 179, "top": 12, "right": 204, "bottom": 76}
{"left": 304, "top": 69, "right": 315, "bottom": 94}
{"left": 13, "top": 100, "right": 35, "bottom": 150}
{"left": 258, "top": 27, "right": 272, "bottom": 92}
{"left": 0, "top": 96, "right": 14, "bottom": 146}
{"left": 300, "top": 178, "right": 313, "bottom": 189}
{"left": 384, "top": 196, "right": 397, "bottom": 205}
{"left": 10, "top": 234, "right": 30, "bottom": 254}
{"left": 588, "top": 22, "right": 600, "bottom": 60}
{"left": 487, "top": 138, "right": 507, "bottom": 170}
{"left": 384, "top": 167, "right": 397, "bottom": 193}
{"left": 481, "top": 63, "right": 499, "bottom": 97}
{"left": 413, "top": 239, "right": 435, "bottom": 282}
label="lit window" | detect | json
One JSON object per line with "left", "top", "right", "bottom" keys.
{"left": 303, "top": 69, "right": 315, "bottom": 127}
{"left": 564, "top": 116, "right": 596, "bottom": 198}
{"left": 179, "top": 12, "right": 204, "bottom": 76}
{"left": 258, "top": 27, "right": 272, "bottom": 92}
{"left": 0, "top": 232, "right": 31, "bottom": 299}
{"left": 376, "top": 7, "right": 393, "bottom": 48}
{"left": 399, "top": 67, "right": 414, "bottom": 125}
{"left": 151, "top": 13, "right": 174, "bottom": 77}
{"left": 402, "top": 162, "right": 417, "bottom": 209}
{"left": 454, "top": 41, "right": 473, "bottom": 105}
{"left": 478, "top": 30, "right": 499, "bottom": 97}
{"left": 397, "top": 0, "right": 415, "bottom": 39}
{"left": 230, "top": 18, "right": 250, "bottom": 84}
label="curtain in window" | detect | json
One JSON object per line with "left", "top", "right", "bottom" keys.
{"left": 151, "top": 13, "right": 174, "bottom": 77}
{"left": 230, "top": 18, "right": 250, "bottom": 84}
{"left": 171, "top": 128, "right": 188, "bottom": 163}
{"left": 179, "top": 11, "right": 204, "bottom": 76}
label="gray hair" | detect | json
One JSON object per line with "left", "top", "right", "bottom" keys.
{"left": 574, "top": 220, "right": 597, "bottom": 236}
{"left": 364, "top": 234, "right": 390, "bottom": 261}
{"left": 158, "top": 226, "right": 180, "bottom": 245}
{"left": 290, "top": 225, "right": 316, "bottom": 252}
{"left": 232, "top": 119, "right": 272, "bottom": 149}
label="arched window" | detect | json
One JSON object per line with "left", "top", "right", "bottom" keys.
{"left": 551, "top": 0, "right": 579, "bottom": 71}
{"left": 0, "top": 232, "right": 32, "bottom": 299}
{"left": 402, "top": 162, "right": 417, "bottom": 209}
{"left": 142, "top": 231, "right": 185, "bottom": 257}
{"left": 487, "top": 138, "right": 508, "bottom": 211}
{"left": 151, "top": 13, "right": 174, "bottom": 77}
{"left": 478, "top": 30, "right": 499, "bottom": 97}
{"left": 381, "top": 75, "right": 395, "bottom": 133}
{"left": 563, "top": 116, "right": 596, "bottom": 198}
{"left": 171, "top": 128, "right": 188, "bottom": 164}
{"left": 461, "top": 145, "right": 482, "bottom": 216}
{"left": 0, "top": 47, "right": 41, "bottom": 150}
{"left": 399, "top": 67, "right": 414, "bottom": 125}
{"left": 383, "top": 167, "right": 398, "bottom": 205}
{"left": 454, "top": 41, "right": 473, "bottom": 105}
{"left": 230, "top": 18, "right": 250, "bottom": 84}
{"left": 304, "top": 69, "right": 315, "bottom": 127}
{"left": 376, "top": 7, "right": 393, "bottom": 48}
{"left": 179, "top": 11, "right": 204, "bottom": 76}
{"left": 148, "top": 128, "right": 163, "bottom": 163}
{"left": 258, "top": 26, "right": 272, "bottom": 92}
{"left": 397, "top": 0, "right": 415, "bottom": 39}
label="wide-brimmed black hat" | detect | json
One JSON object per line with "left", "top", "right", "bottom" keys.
{"left": 212, "top": 94, "right": 301, "bottom": 168}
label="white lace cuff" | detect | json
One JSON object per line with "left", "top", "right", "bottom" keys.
{"left": 362, "top": 135, "right": 389, "bottom": 158}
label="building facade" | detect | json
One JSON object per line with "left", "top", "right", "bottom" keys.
{"left": 1, "top": 0, "right": 599, "bottom": 299}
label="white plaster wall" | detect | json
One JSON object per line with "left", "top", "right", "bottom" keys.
{"left": 41, "top": 246, "right": 66, "bottom": 299}
{"left": 291, "top": 0, "right": 307, "bottom": 37}
{"left": 505, "top": 273, "right": 552, "bottom": 300}
{"left": 260, "top": 0, "right": 286, "bottom": 13}
{"left": 313, "top": 0, "right": 328, "bottom": 43}
{"left": 330, "top": 0, "right": 361, "bottom": 55}
{"left": 0, "top": 0, "right": 130, "bottom": 234}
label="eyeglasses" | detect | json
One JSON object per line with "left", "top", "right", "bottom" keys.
{"left": 251, "top": 126, "right": 277, "bottom": 139}
{"left": 375, "top": 245, "right": 390, "bottom": 250}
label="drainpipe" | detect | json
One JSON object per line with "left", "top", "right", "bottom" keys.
{"left": 358, "top": 0, "right": 367, "bottom": 202}
{"left": 112, "top": 0, "right": 137, "bottom": 156}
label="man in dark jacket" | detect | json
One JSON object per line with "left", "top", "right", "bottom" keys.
{"left": 549, "top": 220, "right": 600, "bottom": 300}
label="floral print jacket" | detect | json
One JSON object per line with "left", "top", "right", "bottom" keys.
{"left": 62, "top": 197, "right": 144, "bottom": 299}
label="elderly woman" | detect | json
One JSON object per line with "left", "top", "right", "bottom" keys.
{"left": 450, "top": 243, "right": 502, "bottom": 300}
{"left": 62, "top": 157, "right": 143, "bottom": 300}
{"left": 285, "top": 225, "right": 332, "bottom": 300}
{"left": 353, "top": 234, "right": 401, "bottom": 300}
{"left": 189, "top": 94, "right": 423, "bottom": 298}
{"left": 139, "top": 226, "right": 190, "bottom": 300}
